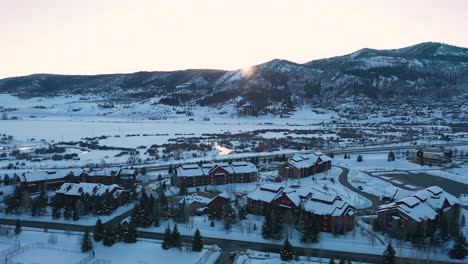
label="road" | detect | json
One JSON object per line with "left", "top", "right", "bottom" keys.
{"left": 335, "top": 165, "right": 383, "bottom": 213}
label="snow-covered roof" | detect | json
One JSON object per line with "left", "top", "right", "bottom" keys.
{"left": 378, "top": 186, "right": 459, "bottom": 223}
{"left": 85, "top": 167, "right": 120, "bottom": 177}
{"left": 55, "top": 182, "right": 123, "bottom": 197}
{"left": 21, "top": 169, "right": 82, "bottom": 183}
{"left": 176, "top": 162, "right": 257, "bottom": 177}
{"left": 176, "top": 164, "right": 204, "bottom": 177}
{"left": 247, "top": 185, "right": 283, "bottom": 203}
{"left": 288, "top": 152, "right": 331, "bottom": 169}
{"left": 383, "top": 186, "right": 413, "bottom": 201}
{"left": 231, "top": 162, "right": 258, "bottom": 174}
{"left": 179, "top": 193, "right": 213, "bottom": 205}
{"left": 302, "top": 194, "right": 353, "bottom": 217}
{"left": 119, "top": 168, "right": 137, "bottom": 176}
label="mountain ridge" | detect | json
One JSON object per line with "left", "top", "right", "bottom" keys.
{"left": 1, "top": 41, "right": 467, "bottom": 115}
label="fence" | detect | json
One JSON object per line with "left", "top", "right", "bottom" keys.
{"left": 0, "top": 242, "right": 94, "bottom": 264}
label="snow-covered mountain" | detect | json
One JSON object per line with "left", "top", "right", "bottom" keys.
{"left": 1, "top": 42, "right": 468, "bottom": 115}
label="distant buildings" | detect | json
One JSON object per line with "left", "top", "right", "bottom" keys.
{"left": 80, "top": 167, "right": 137, "bottom": 189}
{"left": 174, "top": 161, "right": 258, "bottom": 187}
{"left": 246, "top": 184, "right": 355, "bottom": 233}
{"left": 55, "top": 182, "right": 128, "bottom": 208}
{"left": 178, "top": 190, "right": 234, "bottom": 215}
{"left": 408, "top": 148, "right": 452, "bottom": 165}
{"left": 377, "top": 186, "right": 459, "bottom": 237}
{"left": 279, "top": 152, "right": 332, "bottom": 178}
{"left": 20, "top": 169, "right": 82, "bottom": 194}
{"left": 20, "top": 167, "right": 138, "bottom": 194}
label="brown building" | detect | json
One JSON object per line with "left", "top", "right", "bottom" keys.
{"left": 279, "top": 152, "right": 332, "bottom": 179}
{"left": 81, "top": 167, "right": 137, "bottom": 189}
{"left": 55, "top": 182, "right": 128, "bottom": 208}
{"left": 246, "top": 184, "right": 354, "bottom": 233}
{"left": 20, "top": 169, "right": 82, "bottom": 194}
{"left": 175, "top": 162, "right": 258, "bottom": 187}
{"left": 377, "top": 186, "right": 459, "bottom": 238}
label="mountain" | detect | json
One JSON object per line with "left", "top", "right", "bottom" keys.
{"left": 1, "top": 42, "right": 468, "bottom": 115}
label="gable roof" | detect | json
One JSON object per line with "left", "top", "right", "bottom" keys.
{"left": 378, "top": 186, "right": 459, "bottom": 223}
{"left": 21, "top": 168, "right": 82, "bottom": 183}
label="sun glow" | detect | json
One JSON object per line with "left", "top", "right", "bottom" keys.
{"left": 240, "top": 66, "right": 255, "bottom": 76}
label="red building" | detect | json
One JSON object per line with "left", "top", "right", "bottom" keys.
{"left": 20, "top": 169, "right": 82, "bottom": 194}
{"left": 80, "top": 167, "right": 137, "bottom": 189}
{"left": 55, "top": 182, "right": 128, "bottom": 208}
{"left": 247, "top": 184, "right": 355, "bottom": 233}
{"left": 175, "top": 162, "right": 258, "bottom": 187}
{"left": 279, "top": 152, "right": 332, "bottom": 179}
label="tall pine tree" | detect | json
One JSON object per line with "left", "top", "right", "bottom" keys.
{"left": 280, "top": 238, "right": 294, "bottom": 261}
{"left": 125, "top": 222, "right": 138, "bottom": 243}
{"left": 383, "top": 242, "right": 396, "bottom": 264}
{"left": 192, "top": 229, "right": 204, "bottom": 252}
{"left": 81, "top": 229, "right": 93, "bottom": 253}
{"left": 448, "top": 232, "right": 466, "bottom": 259}
{"left": 93, "top": 218, "right": 104, "bottom": 242}
{"left": 14, "top": 218, "right": 21, "bottom": 235}
{"left": 103, "top": 227, "right": 116, "bottom": 247}
{"left": 162, "top": 225, "right": 172, "bottom": 250}
{"left": 172, "top": 224, "right": 181, "bottom": 248}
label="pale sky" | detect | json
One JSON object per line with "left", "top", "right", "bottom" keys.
{"left": 1, "top": 0, "right": 468, "bottom": 78}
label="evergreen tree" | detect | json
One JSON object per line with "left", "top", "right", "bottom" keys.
{"left": 130, "top": 204, "right": 142, "bottom": 226}
{"left": 339, "top": 259, "right": 346, "bottom": 264}
{"left": 411, "top": 223, "right": 425, "bottom": 248}
{"left": 357, "top": 155, "right": 363, "bottom": 162}
{"left": 63, "top": 205, "right": 72, "bottom": 220}
{"left": 162, "top": 225, "right": 172, "bottom": 250}
{"left": 280, "top": 238, "right": 294, "bottom": 261}
{"left": 383, "top": 242, "right": 396, "bottom": 264}
{"left": 14, "top": 218, "right": 21, "bottom": 235}
{"left": 329, "top": 258, "right": 335, "bottom": 264}
{"left": 52, "top": 204, "right": 61, "bottom": 219}
{"left": 448, "top": 232, "right": 466, "bottom": 259}
{"left": 172, "top": 224, "right": 181, "bottom": 248}
{"left": 301, "top": 214, "right": 319, "bottom": 243}
{"left": 103, "top": 227, "right": 116, "bottom": 247}
{"left": 178, "top": 185, "right": 188, "bottom": 196}
{"left": 192, "top": 229, "right": 204, "bottom": 252}
{"left": 93, "top": 218, "right": 104, "bottom": 242}
{"left": 271, "top": 208, "right": 283, "bottom": 240}
{"left": 81, "top": 229, "right": 93, "bottom": 253}
{"left": 115, "top": 222, "right": 124, "bottom": 242}
{"left": 72, "top": 206, "right": 80, "bottom": 221}
{"left": 388, "top": 151, "right": 396, "bottom": 161}
{"left": 262, "top": 214, "right": 273, "bottom": 239}
{"left": 223, "top": 202, "right": 236, "bottom": 230}
{"left": 124, "top": 222, "right": 138, "bottom": 243}
{"left": 168, "top": 164, "right": 173, "bottom": 174}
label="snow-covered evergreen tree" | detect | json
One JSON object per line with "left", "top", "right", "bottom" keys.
{"left": 280, "top": 238, "right": 294, "bottom": 261}
{"left": 449, "top": 232, "right": 466, "bottom": 259}
{"left": 383, "top": 242, "right": 396, "bottom": 264}
{"left": 93, "top": 218, "right": 104, "bottom": 242}
{"left": 162, "top": 225, "right": 172, "bottom": 250}
{"left": 103, "top": 227, "right": 115, "bottom": 247}
{"left": 192, "top": 229, "right": 204, "bottom": 252}
{"left": 81, "top": 229, "right": 93, "bottom": 252}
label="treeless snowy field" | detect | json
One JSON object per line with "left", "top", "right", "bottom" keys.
{"left": 0, "top": 228, "right": 216, "bottom": 264}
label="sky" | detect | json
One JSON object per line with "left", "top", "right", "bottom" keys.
{"left": 1, "top": 0, "right": 468, "bottom": 78}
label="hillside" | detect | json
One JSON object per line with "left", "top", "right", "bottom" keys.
{"left": 1, "top": 42, "right": 468, "bottom": 115}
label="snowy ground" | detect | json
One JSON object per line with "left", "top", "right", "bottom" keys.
{"left": 0, "top": 203, "right": 134, "bottom": 226}
{"left": 141, "top": 214, "right": 466, "bottom": 263}
{"left": 0, "top": 228, "right": 218, "bottom": 264}
{"left": 234, "top": 249, "right": 369, "bottom": 264}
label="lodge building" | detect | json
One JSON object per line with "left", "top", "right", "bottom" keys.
{"left": 174, "top": 161, "right": 258, "bottom": 187}
{"left": 279, "top": 152, "right": 332, "bottom": 179}
{"left": 246, "top": 184, "right": 355, "bottom": 233}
